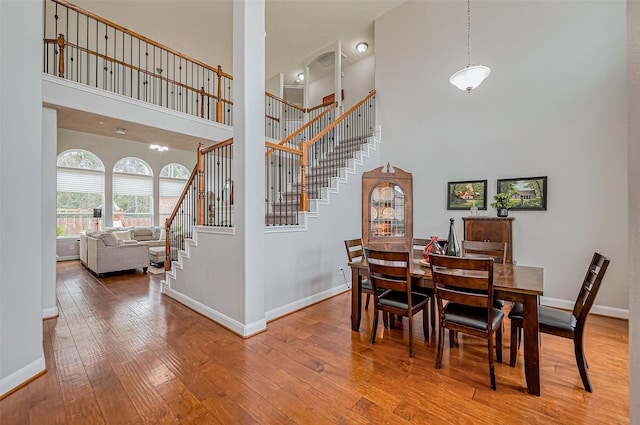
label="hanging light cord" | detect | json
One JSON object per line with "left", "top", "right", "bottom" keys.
{"left": 466, "top": 0, "right": 472, "bottom": 67}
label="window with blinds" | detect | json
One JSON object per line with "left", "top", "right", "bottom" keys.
{"left": 159, "top": 163, "right": 189, "bottom": 225}
{"left": 56, "top": 150, "right": 105, "bottom": 236}
{"left": 112, "top": 157, "right": 153, "bottom": 227}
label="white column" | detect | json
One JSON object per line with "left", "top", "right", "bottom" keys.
{"left": 42, "top": 107, "right": 59, "bottom": 319}
{"left": 335, "top": 40, "right": 342, "bottom": 110}
{"left": 233, "top": 0, "right": 266, "bottom": 333}
{"left": 0, "top": 0, "right": 46, "bottom": 396}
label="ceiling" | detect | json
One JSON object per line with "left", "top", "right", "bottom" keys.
{"left": 58, "top": 0, "right": 406, "bottom": 151}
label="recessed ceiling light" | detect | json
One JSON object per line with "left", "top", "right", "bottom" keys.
{"left": 356, "top": 42, "right": 368, "bottom": 53}
{"left": 114, "top": 128, "right": 126, "bottom": 135}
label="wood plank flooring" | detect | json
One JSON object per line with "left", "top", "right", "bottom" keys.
{"left": 0, "top": 260, "right": 629, "bottom": 424}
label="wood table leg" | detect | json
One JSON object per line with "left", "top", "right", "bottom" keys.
{"left": 350, "top": 267, "right": 362, "bottom": 331}
{"left": 522, "top": 294, "right": 541, "bottom": 396}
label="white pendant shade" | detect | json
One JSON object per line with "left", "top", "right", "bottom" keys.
{"left": 450, "top": 65, "right": 491, "bottom": 92}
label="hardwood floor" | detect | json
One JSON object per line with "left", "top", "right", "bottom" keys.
{"left": 0, "top": 260, "right": 629, "bottom": 424}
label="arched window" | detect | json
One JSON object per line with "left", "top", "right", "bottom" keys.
{"left": 159, "top": 163, "right": 190, "bottom": 225}
{"left": 112, "top": 157, "right": 153, "bottom": 227}
{"left": 56, "top": 150, "right": 105, "bottom": 236}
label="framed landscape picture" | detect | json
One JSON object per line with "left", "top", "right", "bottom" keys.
{"left": 447, "top": 180, "right": 487, "bottom": 210}
{"left": 497, "top": 176, "right": 548, "bottom": 211}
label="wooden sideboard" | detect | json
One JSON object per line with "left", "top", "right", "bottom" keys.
{"left": 462, "top": 217, "right": 514, "bottom": 264}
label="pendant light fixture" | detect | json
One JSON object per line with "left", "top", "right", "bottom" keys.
{"left": 450, "top": 0, "right": 490, "bottom": 93}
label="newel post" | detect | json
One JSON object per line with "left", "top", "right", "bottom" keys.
{"left": 216, "top": 65, "right": 223, "bottom": 123}
{"left": 197, "top": 143, "right": 205, "bottom": 225}
{"left": 57, "top": 34, "right": 66, "bottom": 78}
{"left": 299, "top": 138, "right": 308, "bottom": 212}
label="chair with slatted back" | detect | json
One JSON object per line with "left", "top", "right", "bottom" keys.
{"left": 508, "top": 252, "right": 610, "bottom": 392}
{"left": 344, "top": 238, "right": 373, "bottom": 309}
{"left": 461, "top": 240, "right": 507, "bottom": 264}
{"left": 429, "top": 253, "right": 504, "bottom": 390}
{"left": 365, "top": 249, "right": 430, "bottom": 358}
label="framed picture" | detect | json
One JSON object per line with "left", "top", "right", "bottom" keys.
{"left": 447, "top": 180, "right": 487, "bottom": 210}
{"left": 497, "top": 176, "right": 548, "bottom": 211}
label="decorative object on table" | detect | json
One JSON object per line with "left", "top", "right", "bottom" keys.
{"left": 496, "top": 176, "right": 547, "bottom": 211}
{"left": 445, "top": 218, "right": 461, "bottom": 256}
{"left": 490, "top": 193, "right": 516, "bottom": 217}
{"left": 447, "top": 180, "right": 487, "bottom": 210}
{"left": 424, "top": 236, "right": 445, "bottom": 261}
{"left": 449, "top": 0, "right": 491, "bottom": 92}
{"left": 470, "top": 200, "right": 479, "bottom": 216}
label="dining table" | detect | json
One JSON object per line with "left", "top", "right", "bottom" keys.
{"left": 349, "top": 256, "right": 544, "bottom": 396}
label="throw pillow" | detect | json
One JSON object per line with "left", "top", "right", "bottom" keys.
{"left": 113, "top": 230, "right": 132, "bottom": 242}
{"left": 97, "top": 232, "right": 118, "bottom": 247}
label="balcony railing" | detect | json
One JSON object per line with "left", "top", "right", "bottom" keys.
{"left": 43, "top": 0, "right": 233, "bottom": 125}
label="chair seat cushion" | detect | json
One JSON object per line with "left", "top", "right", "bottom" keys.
{"left": 379, "top": 290, "right": 429, "bottom": 310}
{"left": 361, "top": 278, "right": 372, "bottom": 291}
{"left": 443, "top": 303, "right": 504, "bottom": 331}
{"left": 509, "top": 303, "right": 577, "bottom": 333}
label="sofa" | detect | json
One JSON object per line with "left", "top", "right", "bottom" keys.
{"left": 85, "top": 231, "right": 149, "bottom": 276}
{"left": 80, "top": 226, "right": 166, "bottom": 268}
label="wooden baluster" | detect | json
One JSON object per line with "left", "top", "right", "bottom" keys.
{"left": 216, "top": 65, "right": 223, "bottom": 123}
{"left": 199, "top": 86, "right": 205, "bottom": 118}
{"left": 57, "top": 34, "right": 66, "bottom": 78}
{"left": 299, "top": 139, "right": 308, "bottom": 212}
{"left": 197, "top": 143, "right": 205, "bottom": 225}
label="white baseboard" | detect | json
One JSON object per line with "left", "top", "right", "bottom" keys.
{"left": 265, "top": 284, "right": 350, "bottom": 322}
{"left": 162, "top": 287, "right": 267, "bottom": 337}
{"left": 42, "top": 306, "right": 59, "bottom": 319}
{"left": 56, "top": 255, "right": 80, "bottom": 262}
{"left": 540, "top": 296, "right": 629, "bottom": 319}
{"left": 0, "top": 354, "right": 45, "bottom": 397}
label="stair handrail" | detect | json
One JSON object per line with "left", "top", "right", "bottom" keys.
{"left": 304, "top": 90, "right": 376, "bottom": 149}
{"left": 265, "top": 102, "right": 337, "bottom": 156}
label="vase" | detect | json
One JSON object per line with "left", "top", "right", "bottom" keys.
{"left": 497, "top": 208, "right": 509, "bottom": 217}
{"left": 424, "top": 236, "right": 445, "bottom": 260}
{"left": 470, "top": 200, "right": 479, "bottom": 216}
{"left": 445, "top": 218, "right": 461, "bottom": 257}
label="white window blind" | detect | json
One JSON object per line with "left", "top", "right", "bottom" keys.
{"left": 57, "top": 168, "right": 104, "bottom": 193}
{"left": 113, "top": 173, "right": 153, "bottom": 196}
{"left": 159, "top": 178, "right": 187, "bottom": 197}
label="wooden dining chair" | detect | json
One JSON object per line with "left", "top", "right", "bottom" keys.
{"left": 365, "top": 249, "right": 430, "bottom": 358}
{"left": 344, "top": 238, "right": 373, "bottom": 309}
{"left": 461, "top": 240, "right": 507, "bottom": 264}
{"left": 412, "top": 238, "right": 439, "bottom": 333}
{"left": 508, "top": 252, "right": 610, "bottom": 392}
{"left": 429, "top": 253, "right": 504, "bottom": 390}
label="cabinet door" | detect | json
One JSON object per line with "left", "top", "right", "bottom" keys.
{"left": 485, "top": 221, "right": 510, "bottom": 244}
{"left": 465, "top": 221, "right": 488, "bottom": 242}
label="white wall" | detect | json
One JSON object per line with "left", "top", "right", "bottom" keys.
{"left": 627, "top": 0, "right": 639, "bottom": 421}
{"left": 42, "top": 107, "right": 58, "bottom": 318}
{"left": 308, "top": 55, "right": 375, "bottom": 110}
{"left": 375, "top": 1, "right": 628, "bottom": 313}
{"left": 58, "top": 129, "right": 196, "bottom": 228}
{"left": 0, "top": 0, "right": 45, "bottom": 396}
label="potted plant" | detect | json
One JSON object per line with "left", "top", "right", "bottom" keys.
{"left": 490, "top": 193, "right": 516, "bottom": 217}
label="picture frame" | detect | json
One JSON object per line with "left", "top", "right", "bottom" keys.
{"left": 496, "top": 176, "right": 548, "bottom": 211}
{"left": 447, "top": 180, "right": 487, "bottom": 210}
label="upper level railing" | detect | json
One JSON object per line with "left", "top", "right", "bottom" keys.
{"left": 43, "top": 0, "right": 334, "bottom": 135}
{"left": 43, "top": 0, "right": 234, "bottom": 125}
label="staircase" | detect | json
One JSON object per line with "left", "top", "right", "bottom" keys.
{"left": 265, "top": 133, "right": 378, "bottom": 226}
